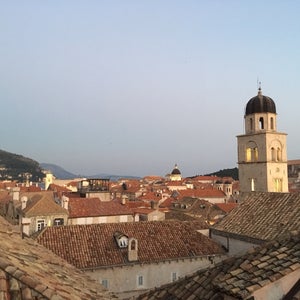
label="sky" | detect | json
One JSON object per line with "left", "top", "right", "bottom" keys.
{"left": 0, "top": 1, "right": 300, "bottom": 177}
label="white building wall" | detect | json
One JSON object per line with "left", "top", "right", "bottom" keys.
{"left": 210, "top": 232, "right": 259, "bottom": 256}
{"left": 86, "top": 255, "right": 225, "bottom": 299}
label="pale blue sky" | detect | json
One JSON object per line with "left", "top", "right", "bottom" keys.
{"left": 0, "top": 1, "right": 299, "bottom": 177}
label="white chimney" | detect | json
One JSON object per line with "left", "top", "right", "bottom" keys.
{"left": 21, "top": 196, "right": 28, "bottom": 210}
{"left": 128, "top": 238, "right": 138, "bottom": 262}
{"left": 12, "top": 187, "right": 20, "bottom": 201}
{"left": 62, "top": 195, "right": 69, "bottom": 210}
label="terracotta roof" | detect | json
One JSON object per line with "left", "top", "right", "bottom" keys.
{"left": 166, "top": 181, "right": 185, "bottom": 187}
{"left": 22, "top": 192, "right": 68, "bottom": 217}
{"left": 165, "top": 210, "right": 206, "bottom": 222}
{"left": 138, "top": 232, "right": 300, "bottom": 299}
{"left": 117, "top": 199, "right": 151, "bottom": 209}
{"left": 36, "top": 221, "right": 224, "bottom": 269}
{"left": 0, "top": 181, "right": 17, "bottom": 189}
{"left": 212, "top": 192, "right": 300, "bottom": 242}
{"left": 138, "top": 192, "right": 161, "bottom": 201}
{"left": 175, "top": 188, "right": 226, "bottom": 200}
{"left": 19, "top": 185, "right": 42, "bottom": 192}
{"left": 190, "top": 175, "right": 219, "bottom": 182}
{"left": 48, "top": 183, "right": 72, "bottom": 192}
{"left": 68, "top": 198, "right": 133, "bottom": 218}
{"left": 214, "top": 202, "right": 238, "bottom": 213}
{"left": 0, "top": 217, "right": 116, "bottom": 299}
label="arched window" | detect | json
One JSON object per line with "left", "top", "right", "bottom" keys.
{"left": 245, "top": 142, "right": 258, "bottom": 162}
{"left": 277, "top": 148, "right": 282, "bottom": 161}
{"left": 259, "top": 117, "right": 264, "bottom": 130}
{"left": 253, "top": 147, "right": 258, "bottom": 161}
{"left": 271, "top": 147, "right": 276, "bottom": 161}
{"left": 246, "top": 148, "right": 252, "bottom": 162}
{"left": 270, "top": 117, "right": 274, "bottom": 130}
{"left": 250, "top": 118, "right": 253, "bottom": 130}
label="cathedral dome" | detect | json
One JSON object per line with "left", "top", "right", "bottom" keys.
{"left": 245, "top": 88, "right": 276, "bottom": 115}
{"left": 171, "top": 164, "right": 181, "bottom": 175}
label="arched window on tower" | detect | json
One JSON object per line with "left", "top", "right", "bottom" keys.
{"left": 259, "top": 117, "right": 264, "bottom": 130}
{"left": 271, "top": 147, "right": 276, "bottom": 161}
{"left": 246, "top": 148, "right": 252, "bottom": 162}
{"left": 253, "top": 147, "right": 258, "bottom": 161}
{"left": 245, "top": 142, "right": 258, "bottom": 162}
{"left": 277, "top": 147, "right": 282, "bottom": 161}
{"left": 250, "top": 118, "right": 253, "bottom": 131}
{"left": 270, "top": 117, "right": 274, "bottom": 130}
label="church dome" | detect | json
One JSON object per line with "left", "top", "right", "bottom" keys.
{"left": 245, "top": 88, "right": 276, "bottom": 115}
{"left": 171, "top": 164, "right": 181, "bottom": 175}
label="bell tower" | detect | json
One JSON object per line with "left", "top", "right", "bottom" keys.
{"left": 237, "top": 87, "right": 288, "bottom": 193}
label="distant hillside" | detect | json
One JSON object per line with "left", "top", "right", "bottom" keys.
{"left": 205, "top": 167, "right": 239, "bottom": 180}
{"left": 40, "top": 163, "right": 140, "bottom": 181}
{"left": 0, "top": 149, "right": 44, "bottom": 181}
{"left": 40, "top": 163, "right": 77, "bottom": 179}
{"left": 87, "top": 174, "right": 141, "bottom": 181}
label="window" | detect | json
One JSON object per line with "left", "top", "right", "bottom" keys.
{"left": 54, "top": 218, "right": 64, "bottom": 226}
{"left": 277, "top": 148, "right": 282, "bottom": 161}
{"left": 249, "top": 118, "right": 253, "bottom": 130}
{"left": 101, "top": 279, "right": 109, "bottom": 289}
{"left": 259, "top": 117, "right": 264, "bottom": 129}
{"left": 37, "top": 219, "right": 45, "bottom": 231}
{"left": 246, "top": 146, "right": 258, "bottom": 162}
{"left": 171, "top": 272, "right": 178, "bottom": 282}
{"left": 270, "top": 117, "right": 274, "bottom": 129}
{"left": 137, "top": 275, "right": 144, "bottom": 287}
{"left": 271, "top": 147, "right": 276, "bottom": 161}
{"left": 274, "top": 179, "right": 282, "bottom": 192}
{"left": 130, "top": 239, "right": 136, "bottom": 250}
{"left": 251, "top": 179, "right": 255, "bottom": 192}
{"left": 246, "top": 148, "right": 252, "bottom": 162}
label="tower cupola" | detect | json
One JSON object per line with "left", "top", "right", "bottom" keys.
{"left": 244, "top": 87, "right": 277, "bottom": 134}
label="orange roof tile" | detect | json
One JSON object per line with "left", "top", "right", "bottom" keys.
{"left": 68, "top": 198, "right": 133, "bottom": 218}
{"left": 22, "top": 192, "right": 68, "bottom": 217}
{"left": 214, "top": 202, "right": 238, "bottom": 213}
{"left": 37, "top": 221, "right": 224, "bottom": 269}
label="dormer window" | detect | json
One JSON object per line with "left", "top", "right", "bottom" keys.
{"left": 113, "top": 231, "right": 128, "bottom": 248}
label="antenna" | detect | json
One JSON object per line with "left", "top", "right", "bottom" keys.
{"left": 257, "top": 77, "right": 262, "bottom": 89}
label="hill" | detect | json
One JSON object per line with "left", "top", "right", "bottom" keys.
{"left": 40, "top": 163, "right": 78, "bottom": 179}
{"left": 0, "top": 149, "right": 44, "bottom": 182}
{"left": 205, "top": 167, "right": 239, "bottom": 180}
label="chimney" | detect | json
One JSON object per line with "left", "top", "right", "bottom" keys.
{"left": 12, "top": 187, "right": 20, "bottom": 201}
{"left": 128, "top": 238, "right": 138, "bottom": 262}
{"left": 151, "top": 200, "right": 158, "bottom": 210}
{"left": 21, "top": 196, "right": 28, "bottom": 210}
{"left": 121, "top": 197, "right": 126, "bottom": 205}
{"left": 62, "top": 195, "right": 69, "bottom": 210}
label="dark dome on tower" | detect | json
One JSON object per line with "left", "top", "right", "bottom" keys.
{"left": 245, "top": 88, "right": 276, "bottom": 115}
{"left": 171, "top": 164, "right": 181, "bottom": 175}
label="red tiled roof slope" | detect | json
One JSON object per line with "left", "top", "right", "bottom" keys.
{"left": 214, "top": 202, "right": 238, "bottom": 213}
{"left": 37, "top": 221, "right": 224, "bottom": 269}
{"left": 68, "top": 198, "right": 133, "bottom": 218}
{"left": 23, "top": 192, "right": 67, "bottom": 216}
{"left": 0, "top": 217, "right": 116, "bottom": 299}
{"left": 175, "top": 188, "right": 226, "bottom": 199}
{"left": 212, "top": 192, "right": 300, "bottom": 241}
